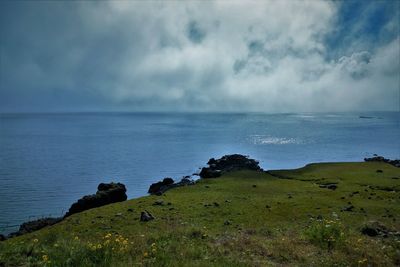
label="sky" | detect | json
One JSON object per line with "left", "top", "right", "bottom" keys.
{"left": 0, "top": 0, "right": 399, "bottom": 113}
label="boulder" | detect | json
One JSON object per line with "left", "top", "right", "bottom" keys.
{"left": 361, "top": 221, "right": 400, "bottom": 238}
{"left": 140, "top": 210, "right": 154, "bottom": 222}
{"left": 64, "top": 182, "right": 127, "bottom": 217}
{"left": 0, "top": 234, "right": 6, "bottom": 241}
{"left": 200, "top": 154, "right": 263, "bottom": 178}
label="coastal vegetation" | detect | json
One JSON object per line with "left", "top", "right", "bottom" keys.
{"left": 0, "top": 161, "right": 399, "bottom": 266}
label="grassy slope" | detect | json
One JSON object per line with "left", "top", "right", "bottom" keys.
{"left": 1, "top": 162, "right": 399, "bottom": 266}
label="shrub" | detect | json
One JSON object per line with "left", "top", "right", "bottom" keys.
{"left": 304, "top": 218, "right": 345, "bottom": 250}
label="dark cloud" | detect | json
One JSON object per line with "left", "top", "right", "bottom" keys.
{"left": 187, "top": 21, "right": 206, "bottom": 44}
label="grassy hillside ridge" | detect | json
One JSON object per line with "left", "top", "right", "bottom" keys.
{"left": 1, "top": 162, "right": 399, "bottom": 266}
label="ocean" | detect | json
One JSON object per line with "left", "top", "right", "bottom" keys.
{"left": 0, "top": 112, "right": 399, "bottom": 234}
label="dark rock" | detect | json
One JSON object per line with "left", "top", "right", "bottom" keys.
{"left": 140, "top": 210, "right": 154, "bottom": 222}
{"left": 127, "top": 208, "right": 134, "bottom": 212}
{"left": 213, "top": 202, "right": 220, "bottom": 207}
{"left": 361, "top": 221, "right": 391, "bottom": 237}
{"left": 341, "top": 205, "right": 354, "bottom": 212}
{"left": 252, "top": 184, "right": 257, "bottom": 188}
{"left": 148, "top": 178, "right": 174, "bottom": 195}
{"left": 148, "top": 177, "right": 195, "bottom": 195}
{"left": 208, "top": 158, "right": 217, "bottom": 165}
{"left": 65, "top": 182, "right": 127, "bottom": 218}
{"left": 199, "top": 168, "right": 221, "bottom": 178}
{"left": 224, "top": 220, "right": 232, "bottom": 225}
{"left": 376, "top": 169, "right": 383, "bottom": 173}
{"left": 9, "top": 217, "right": 62, "bottom": 237}
{"left": 153, "top": 200, "right": 164, "bottom": 206}
{"left": 364, "top": 156, "right": 400, "bottom": 168}
{"left": 0, "top": 234, "right": 6, "bottom": 241}
{"left": 319, "top": 183, "right": 337, "bottom": 190}
{"left": 200, "top": 154, "right": 263, "bottom": 178}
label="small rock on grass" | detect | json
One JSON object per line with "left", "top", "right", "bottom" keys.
{"left": 140, "top": 210, "right": 155, "bottom": 222}
{"left": 224, "top": 220, "right": 232, "bottom": 225}
{"left": 153, "top": 200, "right": 164, "bottom": 206}
{"left": 341, "top": 205, "right": 354, "bottom": 212}
{"left": 319, "top": 184, "right": 337, "bottom": 190}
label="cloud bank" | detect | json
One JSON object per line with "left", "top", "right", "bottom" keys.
{"left": 0, "top": 0, "right": 399, "bottom": 112}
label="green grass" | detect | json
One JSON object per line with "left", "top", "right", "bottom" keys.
{"left": 1, "top": 162, "right": 399, "bottom": 266}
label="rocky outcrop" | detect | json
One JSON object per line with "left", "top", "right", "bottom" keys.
{"left": 64, "top": 182, "right": 127, "bottom": 217}
{"left": 148, "top": 178, "right": 174, "bottom": 195}
{"left": 199, "top": 154, "right": 263, "bottom": 178}
{"left": 148, "top": 177, "right": 195, "bottom": 195}
{"left": 364, "top": 156, "right": 400, "bottom": 167}
{"left": 4, "top": 182, "right": 128, "bottom": 239}
{"left": 8, "top": 217, "right": 62, "bottom": 238}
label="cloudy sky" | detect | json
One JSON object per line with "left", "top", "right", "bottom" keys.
{"left": 0, "top": 0, "right": 399, "bottom": 112}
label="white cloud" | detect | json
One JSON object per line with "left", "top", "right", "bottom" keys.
{"left": 1, "top": 0, "right": 398, "bottom": 112}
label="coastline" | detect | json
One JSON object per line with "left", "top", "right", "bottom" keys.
{"left": 0, "top": 155, "right": 399, "bottom": 266}
{"left": 1, "top": 154, "right": 398, "bottom": 240}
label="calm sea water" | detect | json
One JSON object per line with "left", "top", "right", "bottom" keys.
{"left": 0, "top": 112, "right": 399, "bottom": 234}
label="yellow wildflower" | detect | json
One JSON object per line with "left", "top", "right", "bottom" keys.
{"left": 74, "top": 236, "right": 79, "bottom": 241}
{"left": 33, "top": 238, "right": 39, "bottom": 243}
{"left": 144, "top": 252, "right": 149, "bottom": 257}
{"left": 42, "top": 254, "right": 49, "bottom": 262}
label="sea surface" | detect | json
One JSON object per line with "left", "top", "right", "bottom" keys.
{"left": 0, "top": 112, "right": 399, "bottom": 234}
